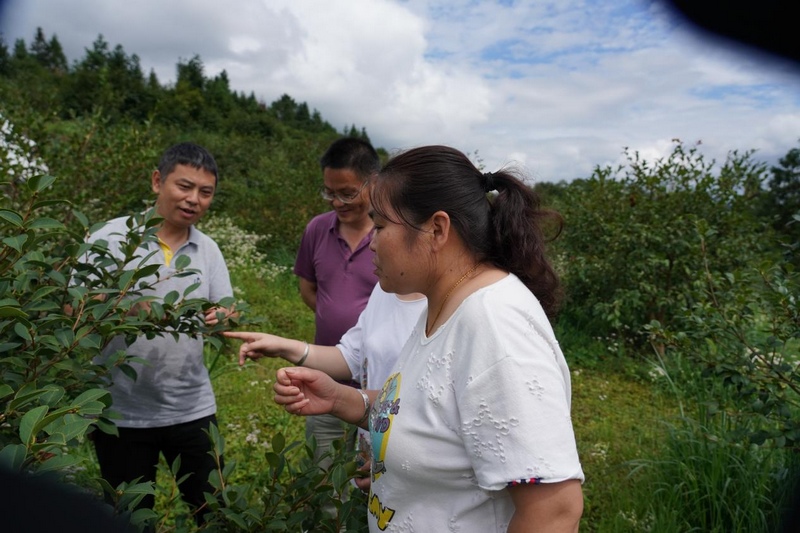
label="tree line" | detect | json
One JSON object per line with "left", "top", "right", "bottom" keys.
{"left": 0, "top": 28, "right": 380, "bottom": 252}
{"left": 0, "top": 27, "right": 367, "bottom": 138}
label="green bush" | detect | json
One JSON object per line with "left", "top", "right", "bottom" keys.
{"left": 629, "top": 232, "right": 800, "bottom": 532}
{"left": 553, "top": 141, "right": 772, "bottom": 346}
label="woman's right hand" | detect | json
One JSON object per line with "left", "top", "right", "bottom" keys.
{"left": 273, "top": 366, "right": 340, "bottom": 416}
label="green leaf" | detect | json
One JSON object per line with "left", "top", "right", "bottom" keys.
{"left": 30, "top": 285, "right": 61, "bottom": 302}
{"left": 54, "top": 328, "right": 75, "bottom": 348}
{"left": 272, "top": 432, "right": 286, "bottom": 454}
{"left": 174, "top": 254, "right": 191, "bottom": 270}
{"left": 163, "top": 290, "right": 179, "bottom": 306}
{"left": 117, "top": 269, "right": 135, "bottom": 289}
{"left": 36, "top": 453, "right": 82, "bottom": 474}
{"left": 206, "top": 336, "right": 222, "bottom": 351}
{"left": 265, "top": 452, "right": 282, "bottom": 470}
{"left": 44, "top": 414, "right": 93, "bottom": 442}
{"left": 13, "top": 322, "right": 31, "bottom": 342}
{"left": 72, "top": 209, "right": 89, "bottom": 228}
{"left": 0, "top": 307, "right": 27, "bottom": 319}
{"left": 150, "top": 302, "right": 165, "bottom": 320}
{"left": 128, "top": 508, "right": 159, "bottom": 526}
{"left": 48, "top": 269, "right": 66, "bottom": 286}
{"left": 170, "top": 455, "right": 183, "bottom": 476}
{"left": 2, "top": 234, "right": 28, "bottom": 253}
{"left": 20, "top": 405, "right": 49, "bottom": 447}
{"left": 28, "top": 217, "right": 65, "bottom": 231}
{"left": 77, "top": 333, "right": 102, "bottom": 351}
{"left": 133, "top": 263, "right": 160, "bottom": 281}
{"left": 0, "top": 342, "right": 22, "bottom": 353}
{"left": 118, "top": 364, "right": 138, "bottom": 382}
{"left": 93, "top": 417, "right": 119, "bottom": 437}
{"left": 31, "top": 199, "right": 69, "bottom": 210}
{"left": 72, "top": 388, "right": 111, "bottom": 409}
{"left": 7, "top": 387, "right": 47, "bottom": 411}
{"left": 0, "top": 444, "right": 28, "bottom": 470}
{"left": 27, "top": 174, "right": 57, "bottom": 193}
{"left": 39, "top": 386, "right": 65, "bottom": 407}
{"left": 206, "top": 421, "right": 224, "bottom": 455}
{"left": 0, "top": 209, "right": 24, "bottom": 227}
{"left": 220, "top": 509, "right": 249, "bottom": 530}
{"left": 24, "top": 300, "right": 60, "bottom": 313}
{"left": 121, "top": 480, "right": 157, "bottom": 495}
{"left": 0, "top": 384, "right": 14, "bottom": 399}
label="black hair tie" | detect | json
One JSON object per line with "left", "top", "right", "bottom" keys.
{"left": 483, "top": 172, "right": 497, "bottom": 193}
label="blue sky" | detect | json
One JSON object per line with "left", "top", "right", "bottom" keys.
{"left": 2, "top": 0, "right": 799, "bottom": 182}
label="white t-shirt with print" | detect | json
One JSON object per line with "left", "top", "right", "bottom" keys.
{"left": 367, "top": 274, "right": 584, "bottom": 532}
{"left": 337, "top": 283, "right": 426, "bottom": 456}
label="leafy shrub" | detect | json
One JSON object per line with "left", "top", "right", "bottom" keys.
{"left": 628, "top": 226, "right": 800, "bottom": 532}
{"left": 0, "top": 168, "right": 227, "bottom": 494}
{"left": 553, "top": 141, "right": 772, "bottom": 345}
{"left": 198, "top": 214, "right": 288, "bottom": 283}
{"left": 648, "top": 240, "right": 800, "bottom": 450}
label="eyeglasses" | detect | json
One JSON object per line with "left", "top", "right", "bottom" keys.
{"left": 319, "top": 180, "right": 369, "bottom": 204}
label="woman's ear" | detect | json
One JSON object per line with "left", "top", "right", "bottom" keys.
{"left": 427, "top": 210, "right": 451, "bottom": 251}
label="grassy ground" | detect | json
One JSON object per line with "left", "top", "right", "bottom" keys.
{"left": 570, "top": 367, "right": 672, "bottom": 531}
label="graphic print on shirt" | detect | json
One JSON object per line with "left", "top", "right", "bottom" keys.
{"left": 368, "top": 372, "right": 401, "bottom": 530}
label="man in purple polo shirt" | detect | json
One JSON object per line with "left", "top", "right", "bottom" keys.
{"left": 294, "top": 137, "right": 380, "bottom": 469}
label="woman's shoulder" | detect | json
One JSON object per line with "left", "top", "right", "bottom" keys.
{"left": 468, "top": 272, "right": 530, "bottom": 306}
{"left": 460, "top": 273, "right": 550, "bottom": 332}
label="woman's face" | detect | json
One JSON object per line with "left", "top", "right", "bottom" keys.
{"left": 369, "top": 205, "right": 429, "bottom": 295}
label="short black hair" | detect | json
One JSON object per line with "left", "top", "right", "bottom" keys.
{"left": 319, "top": 137, "right": 380, "bottom": 180}
{"left": 157, "top": 142, "right": 219, "bottom": 185}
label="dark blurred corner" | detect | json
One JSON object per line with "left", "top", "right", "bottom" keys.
{"left": 664, "top": 0, "right": 800, "bottom": 64}
{"left": 0, "top": 468, "right": 135, "bottom": 533}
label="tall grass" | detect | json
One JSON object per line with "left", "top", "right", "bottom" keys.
{"left": 644, "top": 414, "right": 795, "bottom": 532}
{"left": 621, "top": 354, "right": 800, "bottom": 533}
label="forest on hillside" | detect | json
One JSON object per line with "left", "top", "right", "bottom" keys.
{"left": 0, "top": 27, "right": 380, "bottom": 252}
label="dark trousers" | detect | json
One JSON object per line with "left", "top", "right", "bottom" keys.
{"left": 93, "top": 414, "right": 220, "bottom": 523}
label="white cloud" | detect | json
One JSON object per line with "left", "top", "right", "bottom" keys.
{"left": 2, "top": 0, "right": 798, "bottom": 182}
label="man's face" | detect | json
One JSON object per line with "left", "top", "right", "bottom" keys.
{"left": 151, "top": 164, "right": 216, "bottom": 230}
{"left": 322, "top": 167, "right": 371, "bottom": 227}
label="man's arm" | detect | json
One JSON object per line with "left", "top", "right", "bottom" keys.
{"left": 298, "top": 277, "right": 317, "bottom": 312}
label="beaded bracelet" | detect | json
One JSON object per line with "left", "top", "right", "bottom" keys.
{"left": 295, "top": 342, "right": 310, "bottom": 366}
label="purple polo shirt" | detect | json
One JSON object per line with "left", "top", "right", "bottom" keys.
{"left": 294, "top": 210, "right": 378, "bottom": 346}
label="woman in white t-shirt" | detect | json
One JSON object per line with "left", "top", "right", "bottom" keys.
{"left": 224, "top": 283, "right": 426, "bottom": 490}
{"left": 269, "top": 145, "right": 584, "bottom": 532}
